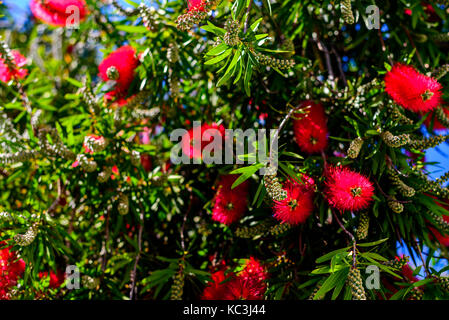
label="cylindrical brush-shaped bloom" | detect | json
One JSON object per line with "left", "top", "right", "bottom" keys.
{"left": 293, "top": 101, "right": 329, "bottom": 154}
{"left": 211, "top": 174, "right": 249, "bottom": 225}
{"left": 30, "top": 0, "right": 88, "bottom": 27}
{"left": 98, "top": 45, "right": 140, "bottom": 99}
{"left": 324, "top": 166, "right": 374, "bottom": 212}
{"left": 272, "top": 175, "right": 315, "bottom": 225}
{"left": 385, "top": 63, "right": 443, "bottom": 113}
{"left": 0, "top": 50, "right": 28, "bottom": 83}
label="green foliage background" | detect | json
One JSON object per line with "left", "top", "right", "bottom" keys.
{"left": 1, "top": 0, "right": 449, "bottom": 300}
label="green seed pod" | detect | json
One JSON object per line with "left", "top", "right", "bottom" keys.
{"left": 341, "top": 0, "right": 355, "bottom": 24}
{"left": 347, "top": 267, "right": 367, "bottom": 300}
{"left": 269, "top": 223, "right": 292, "bottom": 236}
{"left": 117, "top": 194, "right": 129, "bottom": 215}
{"left": 409, "top": 287, "right": 424, "bottom": 300}
{"left": 432, "top": 275, "right": 449, "bottom": 293}
{"left": 413, "top": 33, "right": 428, "bottom": 43}
{"left": 428, "top": 211, "right": 449, "bottom": 234}
{"left": 82, "top": 275, "right": 100, "bottom": 289}
{"left": 432, "top": 65, "right": 449, "bottom": 80}
{"left": 431, "top": 33, "right": 449, "bottom": 42}
{"left": 389, "top": 105, "right": 414, "bottom": 125}
{"left": 167, "top": 43, "right": 179, "bottom": 64}
{"left": 308, "top": 284, "right": 322, "bottom": 300}
{"left": 410, "top": 134, "right": 449, "bottom": 150}
{"left": 130, "top": 150, "right": 141, "bottom": 166}
{"left": 175, "top": 0, "right": 219, "bottom": 31}
{"left": 14, "top": 222, "right": 39, "bottom": 247}
{"left": 387, "top": 168, "right": 415, "bottom": 198}
{"left": 98, "top": 167, "right": 112, "bottom": 183}
{"left": 435, "top": 107, "right": 449, "bottom": 128}
{"left": 263, "top": 167, "right": 288, "bottom": 202}
{"left": 356, "top": 212, "right": 369, "bottom": 240}
{"left": 84, "top": 136, "right": 108, "bottom": 153}
{"left": 383, "top": 256, "right": 409, "bottom": 269}
{"left": 381, "top": 131, "right": 410, "bottom": 148}
{"left": 347, "top": 137, "right": 364, "bottom": 159}
{"left": 170, "top": 262, "right": 185, "bottom": 300}
{"left": 76, "top": 154, "right": 98, "bottom": 173}
{"left": 139, "top": 4, "right": 157, "bottom": 32}
{"left": 223, "top": 19, "right": 240, "bottom": 46}
{"left": 235, "top": 219, "right": 272, "bottom": 238}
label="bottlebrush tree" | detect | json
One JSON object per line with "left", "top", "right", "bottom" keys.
{"left": 2, "top": 0, "right": 449, "bottom": 300}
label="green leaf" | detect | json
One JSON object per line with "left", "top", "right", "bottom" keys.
{"left": 250, "top": 18, "right": 263, "bottom": 32}
{"left": 316, "top": 247, "right": 350, "bottom": 264}
{"left": 313, "top": 267, "right": 349, "bottom": 300}
{"left": 244, "top": 56, "right": 253, "bottom": 96}
{"left": 205, "top": 43, "right": 229, "bottom": 56}
{"left": 204, "top": 48, "right": 233, "bottom": 65}
{"left": 65, "top": 77, "right": 83, "bottom": 88}
{"left": 230, "top": 163, "right": 264, "bottom": 189}
{"left": 358, "top": 238, "right": 388, "bottom": 247}
{"left": 116, "top": 25, "right": 149, "bottom": 33}
{"left": 201, "top": 21, "right": 226, "bottom": 36}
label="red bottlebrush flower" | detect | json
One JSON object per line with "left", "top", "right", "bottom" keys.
{"left": 384, "top": 63, "right": 443, "bottom": 113}
{"left": 224, "top": 258, "right": 267, "bottom": 300}
{"left": 324, "top": 166, "right": 374, "bottom": 212}
{"left": 30, "top": 0, "right": 88, "bottom": 27}
{"left": 201, "top": 258, "right": 267, "bottom": 300}
{"left": 187, "top": 0, "right": 206, "bottom": 12}
{"left": 181, "top": 123, "right": 226, "bottom": 160}
{"left": 424, "top": 106, "right": 449, "bottom": 132}
{"left": 223, "top": 277, "right": 265, "bottom": 300}
{"left": 201, "top": 270, "right": 231, "bottom": 300}
{"left": 110, "top": 165, "right": 119, "bottom": 180}
{"left": 211, "top": 175, "right": 249, "bottom": 225}
{"left": 293, "top": 101, "right": 328, "bottom": 154}
{"left": 239, "top": 257, "right": 267, "bottom": 282}
{"left": 140, "top": 154, "right": 152, "bottom": 172}
{"left": 0, "top": 50, "right": 28, "bottom": 83}
{"left": 38, "top": 270, "right": 65, "bottom": 289}
{"left": 98, "top": 45, "right": 140, "bottom": 98}
{"left": 0, "top": 244, "right": 25, "bottom": 300}
{"left": 273, "top": 176, "right": 315, "bottom": 225}
{"left": 401, "top": 264, "right": 420, "bottom": 283}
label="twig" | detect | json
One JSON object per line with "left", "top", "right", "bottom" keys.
{"left": 321, "top": 150, "right": 328, "bottom": 172}
{"left": 47, "top": 179, "right": 64, "bottom": 216}
{"left": 332, "top": 209, "right": 357, "bottom": 267}
{"left": 243, "top": 0, "right": 253, "bottom": 33}
{"left": 129, "top": 209, "right": 144, "bottom": 300}
{"left": 268, "top": 104, "right": 304, "bottom": 169}
{"left": 412, "top": 235, "right": 430, "bottom": 277}
{"left": 299, "top": 226, "right": 306, "bottom": 256}
{"left": 373, "top": 178, "right": 412, "bottom": 204}
{"left": 331, "top": 46, "right": 347, "bottom": 86}
{"left": 100, "top": 210, "right": 111, "bottom": 277}
{"left": 180, "top": 192, "right": 194, "bottom": 252}
{"left": 401, "top": 25, "right": 425, "bottom": 69}
{"left": 313, "top": 37, "right": 334, "bottom": 80}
